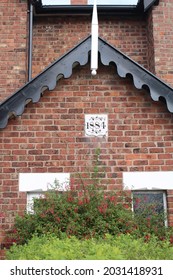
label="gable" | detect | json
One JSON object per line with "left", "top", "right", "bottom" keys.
{"left": 0, "top": 35, "right": 173, "bottom": 129}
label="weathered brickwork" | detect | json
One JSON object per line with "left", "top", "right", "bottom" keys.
{"left": 0, "top": 0, "right": 28, "bottom": 102}
{"left": 1, "top": 64, "right": 173, "bottom": 251}
{"left": 1, "top": 0, "right": 173, "bottom": 258}
{"left": 32, "top": 16, "right": 148, "bottom": 77}
{"left": 150, "top": 0, "right": 173, "bottom": 86}
{"left": 146, "top": 9, "right": 155, "bottom": 73}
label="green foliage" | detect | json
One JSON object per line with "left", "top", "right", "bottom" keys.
{"left": 132, "top": 193, "right": 170, "bottom": 240}
{"left": 111, "top": 234, "right": 173, "bottom": 260}
{"left": 7, "top": 183, "right": 135, "bottom": 244}
{"left": 7, "top": 180, "right": 173, "bottom": 247}
{"left": 8, "top": 180, "right": 173, "bottom": 246}
{"left": 6, "top": 234, "right": 173, "bottom": 260}
{"left": 6, "top": 149, "right": 173, "bottom": 256}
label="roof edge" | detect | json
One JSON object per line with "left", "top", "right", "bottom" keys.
{"left": 98, "top": 36, "right": 173, "bottom": 112}
{"left": 1, "top": 34, "right": 173, "bottom": 129}
{"left": 31, "top": 0, "right": 158, "bottom": 16}
{"left": 143, "top": 0, "right": 159, "bottom": 12}
{"left": 0, "top": 35, "right": 91, "bottom": 129}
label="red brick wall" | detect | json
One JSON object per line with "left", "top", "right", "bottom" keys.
{"left": 150, "top": 0, "right": 173, "bottom": 86}
{"left": 146, "top": 8, "right": 155, "bottom": 74}
{"left": 32, "top": 15, "right": 148, "bottom": 77}
{"left": 0, "top": 0, "right": 28, "bottom": 102}
{"left": 1, "top": 63, "right": 173, "bottom": 253}
{"left": 1, "top": 0, "right": 173, "bottom": 258}
{"left": 167, "top": 190, "right": 173, "bottom": 226}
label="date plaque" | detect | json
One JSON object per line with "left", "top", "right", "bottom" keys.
{"left": 85, "top": 114, "right": 108, "bottom": 137}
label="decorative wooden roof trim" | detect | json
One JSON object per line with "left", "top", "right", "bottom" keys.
{"left": 99, "top": 37, "right": 173, "bottom": 112}
{"left": 0, "top": 35, "right": 173, "bottom": 129}
{"left": 0, "top": 36, "right": 90, "bottom": 129}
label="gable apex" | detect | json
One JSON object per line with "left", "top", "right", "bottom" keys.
{"left": 0, "top": 35, "right": 173, "bottom": 129}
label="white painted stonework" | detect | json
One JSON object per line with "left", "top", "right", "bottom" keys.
{"left": 19, "top": 173, "right": 70, "bottom": 192}
{"left": 123, "top": 171, "right": 173, "bottom": 190}
{"left": 85, "top": 114, "right": 108, "bottom": 137}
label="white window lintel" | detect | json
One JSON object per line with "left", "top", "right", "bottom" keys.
{"left": 123, "top": 171, "right": 173, "bottom": 190}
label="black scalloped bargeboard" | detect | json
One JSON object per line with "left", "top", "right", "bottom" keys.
{"left": 0, "top": 35, "right": 173, "bottom": 129}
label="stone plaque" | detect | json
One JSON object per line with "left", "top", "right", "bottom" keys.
{"left": 85, "top": 114, "right": 108, "bottom": 137}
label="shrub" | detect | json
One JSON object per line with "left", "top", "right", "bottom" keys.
{"left": 6, "top": 177, "right": 173, "bottom": 246}
{"left": 6, "top": 234, "right": 173, "bottom": 260}
{"left": 6, "top": 149, "right": 173, "bottom": 248}
{"left": 7, "top": 183, "right": 135, "bottom": 245}
{"left": 112, "top": 234, "right": 173, "bottom": 260}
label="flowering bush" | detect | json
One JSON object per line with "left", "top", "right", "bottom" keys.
{"left": 7, "top": 177, "right": 173, "bottom": 247}
{"left": 5, "top": 149, "right": 173, "bottom": 248}
{"left": 132, "top": 194, "right": 170, "bottom": 241}
{"left": 7, "top": 181, "right": 135, "bottom": 245}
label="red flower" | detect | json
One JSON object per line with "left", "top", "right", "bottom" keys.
{"left": 144, "top": 234, "right": 150, "bottom": 242}
{"left": 98, "top": 203, "right": 108, "bottom": 214}
{"left": 83, "top": 198, "right": 90, "bottom": 204}
{"left": 109, "top": 196, "right": 117, "bottom": 203}
{"left": 135, "top": 198, "right": 141, "bottom": 205}
{"left": 159, "top": 236, "right": 165, "bottom": 241}
{"left": 170, "top": 236, "right": 173, "bottom": 244}
{"left": 123, "top": 204, "right": 129, "bottom": 209}
{"left": 78, "top": 200, "right": 83, "bottom": 206}
{"left": 67, "top": 196, "right": 73, "bottom": 202}
{"left": 78, "top": 191, "right": 83, "bottom": 197}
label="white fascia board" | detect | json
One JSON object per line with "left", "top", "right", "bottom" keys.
{"left": 123, "top": 171, "right": 173, "bottom": 190}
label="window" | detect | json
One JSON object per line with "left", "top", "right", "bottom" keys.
{"left": 88, "top": 0, "right": 138, "bottom": 5}
{"left": 41, "top": 1, "right": 138, "bottom": 5}
{"left": 133, "top": 191, "right": 166, "bottom": 214}
{"left": 36, "top": 1, "right": 147, "bottom": 16}
{"left": 19, "top": 173, "right": 70, "bottom": 213}
{"left": 42, "top": 0, "right": 71, "bottom": 4}
{"left": 27, "top": 192, "right": 44, "bottom": 214}
{"left": 122, "top": 171, "right": 172, "bottom": 227}
{"left": 132, "top": 191, "right": 168, "bottom": 226}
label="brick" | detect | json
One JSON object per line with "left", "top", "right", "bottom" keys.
{"left": 1, "top": 0, "right": 173, "bottom": 244}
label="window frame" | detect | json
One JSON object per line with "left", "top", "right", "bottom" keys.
{"left": 132, "top": 190, "right": 168, "bottom": 227}
{"left": 41, "top": 0, "right": 138, "bottom": 6}
{"left": 27, "top": 191, "right": 44, "bottom": 214}
{"left": 19, "top": 172, "right": 70, "bottom": 213}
